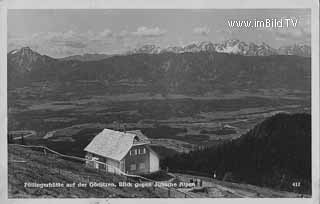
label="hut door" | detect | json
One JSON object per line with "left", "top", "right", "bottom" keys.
{"left": 120, "top": 160, "right": 125, "bottom": 172}
{"left": 92, "top": 157, "right": 99, "bottom": 169}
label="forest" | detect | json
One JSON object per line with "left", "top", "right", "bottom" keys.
{"left": 162, "top": 113, "right": 311, "bottom": 194}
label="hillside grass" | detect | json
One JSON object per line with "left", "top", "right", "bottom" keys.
{"left": 8, "top": 145, "right": 167, "bottom": 198}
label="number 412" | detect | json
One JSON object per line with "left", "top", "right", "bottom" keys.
{"left": 292, "top": 182, "right": 301, "bottom": 187}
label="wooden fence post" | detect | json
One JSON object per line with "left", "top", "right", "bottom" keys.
{"left": 21, "top": 135, "right": 24, "bottom": 145}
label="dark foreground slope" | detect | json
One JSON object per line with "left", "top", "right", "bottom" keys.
{"left": 8, "top": 145, "right": 165, "bottom": 198}
{"left": 8, "top": 145, "right": 309, "bottom": 198}
{"left": 163, "top": 113, "right": 311, "bottom": 194}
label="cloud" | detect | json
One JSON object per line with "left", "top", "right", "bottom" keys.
{"left": 35, "top": 31, "right": 88, "bottom": 48}
{"left": 98, "top": 29, "right": 113, "bottom": 38}
{"left": 48, "top": 30, "right": 80, "bottom": 42}
{"left": 215, "top": 28, "right": 237, "bottom": 41}
{"left": 8, "top": 29, "right": 116, "bottom": 56}
{"left": 193, "top": 26, "right": 210, "bottom": 36}
{"left": 118, "top": 30, "right": 130, "bottom": 38}
{"left": 256, "top": 17, "right": 311, "bottom": 44}
{"left": 132, "top": 26, "right": 167, "bottom": 37}
{"left": 63, "top": 40, "right": 87, "bottom": 48}
{"left": 274, "top": 27, "right": 310, "bottom": 42}
{"left": 7, "top": 27, "right": 168, "bottom": 57}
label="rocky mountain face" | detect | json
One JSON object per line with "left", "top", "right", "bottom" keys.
{"left": 128, "top": 40, "right": 311, "bottom": 57}
{"left": 8, "top": 47, "right": 56, "bottom": 73}
{"left": 213, "top": 40, "right": 278, "bottom": 56}
{"left": 278, "top": 44, "right": 311, "bottom": 57}
{"left": 7, "top": 47, "right": 79, "bottom": 87}
{"left": 7, "top": 45, "right": 311, "bottom": 94}
{"left": 7, "top": 47, "right": 57, "bottom": 87}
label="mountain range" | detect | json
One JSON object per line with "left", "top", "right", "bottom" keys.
{"left": 8, "top": 40, "right": 310, "bottom": 63}
{"left": 128, "top": 40, "right": 311, "bottom": 57}
{"left": 7, "top": 43, "right": 311, "bottom": 94}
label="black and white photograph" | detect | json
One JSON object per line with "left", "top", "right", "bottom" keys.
{"left": 1, "top": 0, "right": 319, "bottom": 201}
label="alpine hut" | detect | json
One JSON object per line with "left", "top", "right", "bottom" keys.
{"left": 84, "top": 129, "right": 160, "bottom": 175}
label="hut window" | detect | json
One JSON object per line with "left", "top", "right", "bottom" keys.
{"left": 129, "top": 150, "right": 132, "bottom": 156}
{"left": 130, "top": 164, "right": 136, "bottom": 170}
{"left": 142, "top": 148, "right": 146, "bottom": 154}
{"left": 139, "top": 163, "right": 146, "bottom": 169}
{"left": 134, "top": 149, "right": 137, "bottom": 155}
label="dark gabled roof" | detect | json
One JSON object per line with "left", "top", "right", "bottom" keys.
{"left": 127, "top": 130, "right": 150, "bottom": 144}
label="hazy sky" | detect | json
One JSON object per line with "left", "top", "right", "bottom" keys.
{"left": 8, "top": 9, "right": 311, "bottom": 58}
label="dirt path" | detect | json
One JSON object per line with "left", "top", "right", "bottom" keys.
{"left": 9, "top": 130, "right": 36, "bottom": 140}
{"left": 173, "top": 173, "right": 308, "bottom": 198}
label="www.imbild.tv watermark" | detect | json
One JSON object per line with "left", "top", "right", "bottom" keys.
{"left": 227, "top": 18, "right": 298, "bottom": 28}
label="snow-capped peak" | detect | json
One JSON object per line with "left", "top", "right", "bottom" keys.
{"left": 278, "top": 43, "right": 311, "bottom": 57}
{"left": 127, "top": 44, "right": 162, "bottom": 54}
{"left": 128, "top": 39, "right": 286, "bottom": 56}
{"left": 9, "top": 49, "right": 18, "bottom": 55}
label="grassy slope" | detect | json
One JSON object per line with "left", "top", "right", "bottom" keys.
{"left": 8, "top": 145, "right": 167, "bottom": 198}
{"left": 8, "top": 145, "right": 308, "bottom": 199}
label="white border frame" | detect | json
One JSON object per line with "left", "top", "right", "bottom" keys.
{"left": 0, "top": 1, "right": 319, "bottom": 204}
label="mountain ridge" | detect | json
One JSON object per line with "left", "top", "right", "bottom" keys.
{"left": 7, "top": 46, "right": 311, "bottom": 93}
{"left": 9, "top": 40, "right": 311, "bottom": 61}
{"left": 127, "top": 40, "right": 311, "bottom": 57}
